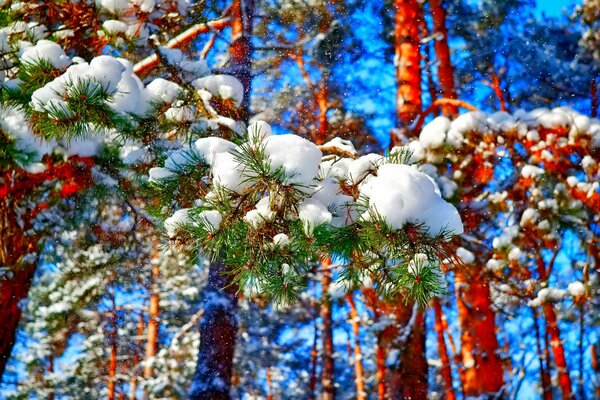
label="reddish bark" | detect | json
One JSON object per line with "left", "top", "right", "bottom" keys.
{"left": 376, "top": 334, "right": 386, "bottom": 400}
{"left": 133, "top": 16, "right": 231, "bottom": 77}
{"left": 143, "top": 241, "right": 160, "bottom": 379}
{"left": 0, "top": 261, "right": 35, "bottom": 380}
{"left": 266, "top": 367, "right": 273, "bottom": 400}
{"left": 455, "top": 269, "right": 505, "bottom": 397}
{"left": 308, "top": 281, "right": 319, "bottom": 400}
{"left": 363, "top": 289, "right": 427, "bottom": 398}
{"left": 0, "top": 158, "right": 93, "bottom": 380}
{"left": 393, "top": 0, "right": 423, "bottom": 142}
{"left": 432, "top": 299, "right": 456, "bottom": 400}
{"left": 346, "top": 293, "right": 366, "bottom": 400}
{"left": 543, "top": 303, "right": 574, "bottom": 399}
{"left": 533, "top": 308, "right": 552, "bottom": 400}
{"left": 388, "top": 306, "right": 428, "bottom": 399}
{"left": 108, "top": 295, "right": 118, "bottom": 400}
{"left": 189, "top": 261, "right": 238, "bottom": 400}
{"left": 429, "top": 0, "right": 457, "bottom": 117}
{"left": 320, "top": 264, "right": 335, "bottom": 400}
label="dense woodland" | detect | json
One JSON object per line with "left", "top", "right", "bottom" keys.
{"left": 0, "top": 0, "right": 599, "bottom": 399}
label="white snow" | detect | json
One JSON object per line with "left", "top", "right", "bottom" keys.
{"left": 145, "top": 78, "right": 183, "bottom": 104}
{"left": 529, "top": 287, "right": 566, "bottom": 307}
{"left": 21, "top": 40, "right": 71, "bottom": 69}
{"left": 347, "top": 153, "right": 382, "bottom": 184}
{"left": 193, "top": 137, "right": 236, "bottom": 165}
{"left": 164, "top": 208, "right": 190, "bottom": 237}
{"left": 419, "top": 116, "right": 450, "bottom": 149}
{"left": 272, "top": 233, "right": 290, "bottom": 247}
{"left": 359, "top": 163, "right": 463, "bottom": 236}
{"left": 244, "top": 197, "right": 275, "bottom": 228}
{"left": 521, "top": 164, "right": 544, "bottom": 179}
{"left": 211, "top": 151, "right": 251, "bottom": 193}
{"left": 102, "top": 20, "right": 128, "bottom": 33}
{"left": 298, "top": 198, "right": 332, "bottom": 235}
{"left": 567, "top": 281, "right": 585, "bottom": 297}
{"left": 263, "top": 134, "right": 322, "bottom": 187}
{"left": 148, "top": 167, "right": 176, "bottom": 182}
{"left": 192, "top": 75, "right": 244, "bottom": 106}
{"left": 456, "top": 247, "right": 475, "bottom": 264}
{"left": 198, "top": 210, "right": 222, "bottom": 233}
{"left": 319, "top": 137, "right": 357, "bottom": 156}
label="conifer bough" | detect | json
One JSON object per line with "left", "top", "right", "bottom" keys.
{"left": 8, "top": 40, "right": 464, "bottom": 305}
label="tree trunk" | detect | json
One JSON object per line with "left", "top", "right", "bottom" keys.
{"left": 143, "top": 241, "right": 160, "bottom": 379}
{"left": 543, "top": 303, "right": 574, "bottom": 399}
{"left": 393, "top": 0, "right": 423, "bottom": 143}
{"left": 189, "top": 1, "right": 253, "bottom": 397}
{"left": 433, "top": 298, "right": 456, "bottom": 400}
{"left": 455, "top": 269, "right": 505, "bottom": 398}
{"left": 387, "top": 305, "right": 428, "bottom": 399}
{"left": 320, "top": 265, "right": 335, "bottom": 400}
{"left": 0, "top": 198, "right": 37, "bottom": 381}
{"left": 0, "top": 263, "right": 35, "bottom": 381}
{"left": 429, "top": 0, "right": 457, "bottom": 116}
{"left": 346, "top": 293, "right": 366, "bottom": 400}
{"left": 189, "top": 260, "right": 239, "bottom": 400}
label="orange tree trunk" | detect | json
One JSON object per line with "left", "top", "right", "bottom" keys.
{"left": 542, "top": 303, "right": 574, "bottom": 398}
{"left": 432, "top": 298, "right": 456, "bottom": 400}
{"left": 346, "top": 293, "right": 366, "bottom": 400}
{"left": 393, "top": 0, "right": 423, "bottom": 143}
{"left": 0, "top": 198, "right": 37, "bottom": 380}
{"left": 429, "top": 0, "right": 457, "bottom": 116}
{"left": 320, "top": 265, "right": 335, "bottom": 400}
{"left": 143, "top": 241, "right": 160, "bottom": 379}
{"left": 455, "top": 269, "right": 505, "bottom": 397}
{"left": 0, "top": 262, "right": 36, "bottom": 379}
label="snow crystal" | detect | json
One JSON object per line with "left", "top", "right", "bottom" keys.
{"left": 21, "top": 40, "right": 71, "bottom": 69}
{"left": 319, "top": 137, "right": 357, "bottom": 156}
{"left": 520, "top": 208, "right": 539, "bottom": 227}
{"left": 567, "top": 281, "right": 585, "bottom": 297}
{"left": 211, "top": 151, "right": 251, "bottom": 193}
{"left": 198, "top": 210, "right": 222, "bottom": 233}
{"left": 298, "top": 198, "right": 332, "bottom": 235}
{"left": 244, "top": 197, "right": 275, "bottom": 228}
{"left": 145, "top": 78, "right": 183, "bottom": 104}
{"left": 311, "top": 178, "right": 355, "bottom": 227}
{"left": 164, "top": 208, "right": 190, "bottom": 237}
{"left": 359, "top": 163, "right": 463, "bottom": 236}
{"left": 148, "top": 167, "right": 176, "bottom": 182}
{"left": 247, "top": 120, "right": 272, "bottom": 142}
{"left": 529, "top": 287, "right": 566, "bottom": 307}
{"left": 419, "top": 116, "right": 450, "bottom": 149}
{"left": 347, "top": 153, "right": 382, "bottom": 184}
{"left": 192, "top": 75, "right": 244, "bottom": 106}
{"left": 263, "top": 134, "right": 322, "bottom": 187}
{"left": 272, "top": 233, "right": 290, "bottom": 247}
{"left": 456, "top": 247, "right": 475, "bottom": 264}
{"left": 521, "top": 165, "right": 544, "bottom": 179}
{"left": 193, "top": 137, "right": 235, "bottom": 165}
{"left": 102, "top": 20, "right": 128, "bottom": 33}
